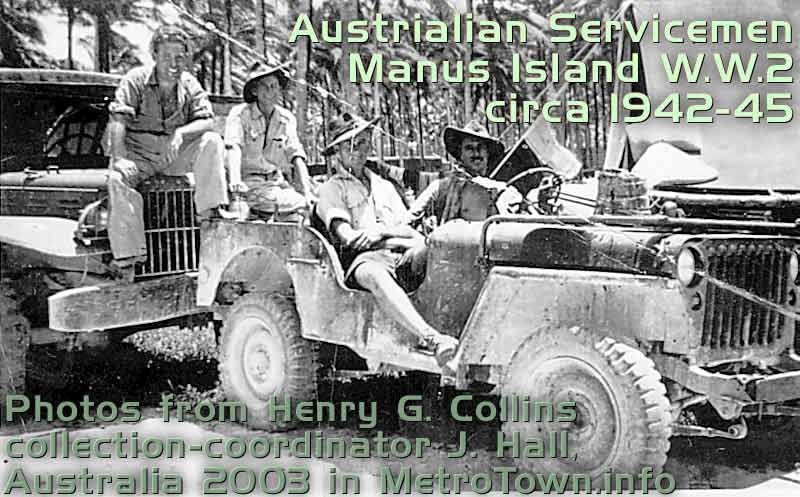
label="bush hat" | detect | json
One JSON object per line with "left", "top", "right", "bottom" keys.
{"left": 243, "top": 61, "right": 290, "bottom": 103}
{"left": 443, "top": 120, "right": 505, "bottom": 167}
{"left": 322, "top": 112, "right": 380, "bottom": 157}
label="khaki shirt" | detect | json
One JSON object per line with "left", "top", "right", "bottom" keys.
{"left": 224, "top": 103, "right": 307, "bottom": 177}
{"left": 109, "top": 65, "right": 213, "bottom": 167}
{"left": 317, "top": 168, "right": 409, "bottom": 232}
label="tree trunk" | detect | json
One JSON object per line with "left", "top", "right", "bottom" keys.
{"left": 222, "top": 0, "right": 233, "bottom": 95}
{"left": 415, "top": 83, "right": 424, "bottom": 159}
{"left": 295, "top": 0, "right": 311, "bottom": 149}
{"left": 210, "top": 48, "right": 218, "bottom": 93}
{"left": 340, "top": 0, "right": 358, "bottom": 108}
{"left": 463, "top": 0, "right": 473, "bottom": 122}
{"left": 66, "top": 3, "right": 74, "bottom": 69}
{"left": 94, "top": 12, "right": 110, "bottom": 73}
{"left": 373, "top": 0, "right": 382, "bottom": 160}
{"left": 255, "top": 0, "right": 265, "bottom": 58}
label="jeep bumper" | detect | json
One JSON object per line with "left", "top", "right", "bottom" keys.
{"left": 751, "top": 370, "right": 800, "bottom": 403}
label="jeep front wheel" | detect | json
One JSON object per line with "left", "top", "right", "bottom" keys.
{"left": 502, "top": 327, "right": 671, "bottom": 482}
{"left": 219, "top": 293, "right": 318, "bottom": 431}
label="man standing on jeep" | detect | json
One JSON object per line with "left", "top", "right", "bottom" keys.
{"left": 409, "top": 120, "right": 516, "bottom": 227}
{"left": 224, "top": 62, "right": 314, "bottom": 219}
{"left": 106, "top": 25, "right": 229, "bottom": 273}
{"left": 316, "top": 112, "right": 458, "bottom": 366}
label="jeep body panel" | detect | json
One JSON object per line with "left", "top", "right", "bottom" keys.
{"left": 48, "top": 274, "right": 203, "bottom": 332}
{"left": 197, "top": 220, "right": 442, "bottom": 373}
{"left": 454, "top": 266, "right": 690, "bottom": 388}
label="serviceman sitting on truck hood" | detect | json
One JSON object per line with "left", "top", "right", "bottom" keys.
{"left": 106, "top": 25, "right": 229, "bottom": 279}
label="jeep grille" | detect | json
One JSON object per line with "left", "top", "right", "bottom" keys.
{"left": 136, "top": 182, "right": 199, "bottom": 277}
{"left": 701, "top": 241, "right": 789, "bottom": 349}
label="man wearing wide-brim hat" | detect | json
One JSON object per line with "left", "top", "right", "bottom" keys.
{"left": 316, "top": 111, "right": 458, "bottom": 366}
{"left": 224, "top": 61, "right": 314, "bottom": 219}
{"left": 409, "top": 120, "right": 518, "bottom": 226}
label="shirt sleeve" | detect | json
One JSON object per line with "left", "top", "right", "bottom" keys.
{"left": 316, "top": 180, "right": 352, "bottom": 232}
{"left": 108, "top": 69, "right": 142, "bottom": 116}
{"left": 185, "top": 75, "right": 214, "bottom": 121}
{"left": 282, "top": 113, "right": 308, "bottom": 163}
{"left": 408, "top": 179, "right": 442, "bottom": 225}
{"left": 224, "top": 105, "right": 245, "bottom": 148}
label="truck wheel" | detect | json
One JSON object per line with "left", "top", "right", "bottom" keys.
{"left": 502, "top": 327, "right": 671, "bottom": 483}
{"left": 1, "top": 282, "right": 30, "bottom": 417}
{"left": 219, "top": 293, "right": 318, "bottom": 431}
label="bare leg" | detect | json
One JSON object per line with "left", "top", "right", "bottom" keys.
{"left": 354, "top": 262, "right": 436, "bottom": 340}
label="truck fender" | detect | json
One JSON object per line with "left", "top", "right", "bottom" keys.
{"left": 0, "top": 216, "right": 107, "bottom": 273}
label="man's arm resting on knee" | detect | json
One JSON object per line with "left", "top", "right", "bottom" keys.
{"left": 331, "top": 220, "right": 422, "bottom": 252}
{"left": 176, "top": 117, "right": 215, "bottom": 141}
{"left": 108, "top": 114, "right": 129, "bottom": 161}
{"left": 168, "top": 118, "right": 216, "bottom": 163}
{"left": 330, "top": 219, "right": 383, "bottom": 252}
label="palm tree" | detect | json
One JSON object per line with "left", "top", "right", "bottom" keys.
{"left": 0, "top": 0, "right": 56, "bottom": 68}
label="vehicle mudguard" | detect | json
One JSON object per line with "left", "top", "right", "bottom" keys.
{"left": 455, "top": 266, "right": 691, "bottom": 388}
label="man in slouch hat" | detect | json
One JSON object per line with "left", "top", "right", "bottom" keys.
{"left": 315, "top": 111, "right": 458, "bottom": 366}
{"left": 224, "top": 62, "right": 315, "bottom": 220}
{"left": 409, "top": 120, "right": 518, "bottom": 226}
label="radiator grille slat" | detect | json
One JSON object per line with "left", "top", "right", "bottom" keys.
{"left": 137, "top": 182, "right": 200, "bottom": 278}
{"left": 701, "top": 241, "right": 789, "bottom": 351}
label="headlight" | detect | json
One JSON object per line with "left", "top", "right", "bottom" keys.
{"left": 790, "top": 250, "right": 799, "bottom": 284}
{"left": 75, "top": 199, "right": 108, "bottom": 242}
{"left": 677, "top": 247, "right": 702, "bottom": 287}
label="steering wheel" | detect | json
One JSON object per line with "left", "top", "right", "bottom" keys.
{"left": 502, "top": 167, "right": 564, "bottom": 215}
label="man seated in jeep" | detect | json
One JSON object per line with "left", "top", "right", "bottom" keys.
{"left": 409, "top": 120, "right": 517, "bottom": 227}
{"left": 224, "top": 62, "right": 315, "bottom": 220}
{"left": 316, "top": 112, "right": 458, "bottom": 365}
{"left": 106, "top": 25, "right": 229, "bottom": 275}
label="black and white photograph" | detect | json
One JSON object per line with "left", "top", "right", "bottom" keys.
{"left": 1, "top": 0, "right": 799, "bottom": 494}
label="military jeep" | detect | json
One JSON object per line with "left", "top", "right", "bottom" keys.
{"left": 197, "top": 195, "right": 799, "bottom": 478}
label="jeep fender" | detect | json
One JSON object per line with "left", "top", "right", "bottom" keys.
{"left": 196, "top": 221, "right": 319, "bottom": 306}
{"left": 196, "top": 221, "right": 442, "bottom": 373}
{"left": 455, "top": 266, "right": 691, "bottom": 388}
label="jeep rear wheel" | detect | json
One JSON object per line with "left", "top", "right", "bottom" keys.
{"left": 1, "top": 282, "right": 30, "bottom": 418}
{"left": 502, "top": 327, "right": 671, "bottom": 482}
{"left": 219, "top": 293, "right": 318, "bottom": 431}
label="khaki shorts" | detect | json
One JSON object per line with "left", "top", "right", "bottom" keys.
{"left": 244, "top": 172, "right": 306, "bottom": 214}
{"left": 344, "top": 247, "right": 425, "bottom": 292}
